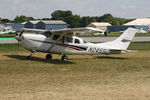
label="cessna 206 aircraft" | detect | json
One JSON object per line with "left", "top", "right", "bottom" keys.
{"left": 15, "top": 27, "right": 137, "bottom": 61}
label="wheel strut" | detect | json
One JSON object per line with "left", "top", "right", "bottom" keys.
{"left": 27, "top": 52, "right": 34, "bottom": 60}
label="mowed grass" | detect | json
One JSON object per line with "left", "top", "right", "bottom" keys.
{"left": 0, "top": 42, "right": 150, "bottom": 53}
{"left": 0, "top": 43, "right": 26, "bottom": 52}
{"left": 0, "top": 34, "right": 15, "bottom": 38}
{"left": 0, "top": 42, "right": 150, "bottom": 100}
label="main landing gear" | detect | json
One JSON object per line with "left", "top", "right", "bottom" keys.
{"left": 27, "top": 52, "right": 69, "bottom": 61}
{"left": 61, "top": 55, "right": 68, "bottom": 61}
{"left": 45, "top": 54, "right": 68, "bottom": 61}
{"left": 27, "top": 52, "right": 34, "bottom": 60}
{"left": 46, "top": 54, "right": 52, "bottom": 60}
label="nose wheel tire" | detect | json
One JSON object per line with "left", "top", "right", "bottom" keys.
{"left": 27, "top": 52, "right": 35, "bottom": 60}
{"left": 61, "top": 55, "right": 68, "bottom": 61}
{"left": 27, "top": 56, "right": 32, "bottom": 60}
{"left": 46, "top": 54, "right": 52, "bottom": 60}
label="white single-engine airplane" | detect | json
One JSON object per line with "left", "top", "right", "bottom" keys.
{"left": 15, "top": 27, "right": 137, "bottom": 61}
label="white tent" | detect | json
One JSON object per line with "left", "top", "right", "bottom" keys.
{"left": 88, "top": 22, "right": 111, "bottom": 31}
{"left": 124, "top": 18, "right": 150, "bottom": 26}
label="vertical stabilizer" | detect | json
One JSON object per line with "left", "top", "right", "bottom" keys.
{"left": 99, "top": 28, "right": 137, "bottom": 50}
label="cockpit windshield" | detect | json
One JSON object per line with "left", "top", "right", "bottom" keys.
{"left": 83, "top": 40, "right": 88, "bottom": 43}
{"left": 66, "top": 37, "right": 73, "bottom": 43}
{"left": 40, "top": 31, "right": 52, "bottom": 37}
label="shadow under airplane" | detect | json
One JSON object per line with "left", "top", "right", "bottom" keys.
{"left": 4, "top": 55, "right": 75, "bottom": 65}
{"left": 96, "top": 56, "right": 128, "bottom": 60}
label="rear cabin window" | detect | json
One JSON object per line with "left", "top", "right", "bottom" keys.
{"left": 41, "top": 31, "right": 51, "bottom": 37}
{"left": 44, "top": 31, "right": 52, "bottom": 37}
{"left": 66, "top": 37, "right": 73, "bottom": 43}
{"left": 52, "top": 35, "right": 60, "bottom": 40}
{"left": 75, "top": 39, "right": 80, "bottom": 44}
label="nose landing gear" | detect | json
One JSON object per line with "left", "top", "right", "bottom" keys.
{"left": 27, "top": 50, "right": 36, "bottom": 60}
{"left": 27, "top": 52, "right": 34, "bottom": 60}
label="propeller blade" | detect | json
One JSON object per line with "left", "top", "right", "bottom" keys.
{"left": 15, "top": 30, "right": 19, "bottom": 36}
{"left": 19, "top": 30, "right": 24, "bottom": 37}
{"left": 18, "top": 40, "right": 19, "bottom": 48}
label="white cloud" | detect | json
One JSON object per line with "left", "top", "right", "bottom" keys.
{"left": 120, "top": 5, "right": 137, "bottom": 10}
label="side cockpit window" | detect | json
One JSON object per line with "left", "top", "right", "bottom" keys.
{"left": 75, "top": 39, "right": 80, "bottom": 44}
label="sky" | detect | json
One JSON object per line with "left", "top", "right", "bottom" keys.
{"left": 0, "top": 0, "right": 150, "bottom": 20}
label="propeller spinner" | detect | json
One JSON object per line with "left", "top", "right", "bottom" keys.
{"left": 14, "top": 30, "right": 24, "bottom": 47}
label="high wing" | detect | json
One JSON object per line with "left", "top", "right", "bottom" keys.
{"left": 22, "top": 27, "right": 104, "bottom": 36}
{"left": 21, "top": 28, "right": 45, "bottom": 34}
{"left": 50, "top": 27, "right": 104, "bottom": 36}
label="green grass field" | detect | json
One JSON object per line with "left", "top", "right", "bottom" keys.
{"left": 0, "top": 34, "right": 16, "bottom": 38}
{"left": 0, "top": 42, "right": 150, "bottom": 53}
{"left": 0, "top": 42, "right": 150, "bottom": 100}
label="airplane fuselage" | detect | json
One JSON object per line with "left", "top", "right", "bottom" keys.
{"left": 20, "top": 34, "right": 117, "bottom": 55}
{"left": 14, "top": 28, "right": 137, "bottom": 60}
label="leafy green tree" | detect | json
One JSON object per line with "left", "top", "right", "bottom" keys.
{"left": 51, "top": 10, "right": 72, "bottom": 20}
{"left": 26, "top": 16, "right": 34, "bottom": 21}
{"left": 101, "top": 14, "right": 113, "bottom": 22}
{"left": 67, "top": 15, "right": 81, "bottom": 28}
{"left": 125, "top": 19, "right": 134, "bottom": 23}
{"left": 1, "top": 19, "right": 11, "bottom": 23}
{"left": 90, "top": 17, "right": 97, "bottom": 22}
{"left": 51, "top": 10, "right": 81, "bottom": 28}
{"left": 14, "top": 15, "right": 34, "bottom": 23}
{"left": 51, "top": 10, "right": 133, "bottom": 27}
{"left": 42, "top": 18, "right": 51, "bottom": 20}
{"left": 112, "top": 20, "right": 120, "bottom": 25}
{"left": 94, "top": 14, "right": 113, "bottom": 22}
{"left": 80, "top": 16, "right": 96, "bottom": 27}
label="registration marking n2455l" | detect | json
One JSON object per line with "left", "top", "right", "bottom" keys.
{"left": 87, "top": 47, "right": 109, "bottom": 54}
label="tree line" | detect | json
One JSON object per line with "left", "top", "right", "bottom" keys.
{"left": 0, "top": 10, "right": 134, "bottom": 28}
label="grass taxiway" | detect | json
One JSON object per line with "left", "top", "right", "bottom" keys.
{"left": 0, "top": 42, "right": 150, "bottom": 100}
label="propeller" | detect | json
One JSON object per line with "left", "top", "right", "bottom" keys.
{"left": 14, "top": 29, "right": 24, "bottom": 48}
{"left": 17, "top": 38, "right": 20, "bottom": 48}
{"left": 19, "top": 30, "right": 24, "bottom": 37}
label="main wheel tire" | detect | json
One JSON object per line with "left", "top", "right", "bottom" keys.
{"left": 61, "top": 55, "right": 68, "bottom": 61}
{"left": 46, "top": 54, "right": 52, "bottom": 60}
{"left": 27, "top": 56, "right": 32, "bottom": 60}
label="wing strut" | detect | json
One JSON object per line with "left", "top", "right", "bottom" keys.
{"left": 47, "top": 32, "right": 66, "bottom": 52}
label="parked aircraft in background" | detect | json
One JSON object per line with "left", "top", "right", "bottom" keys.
{"left": 137, "top": 28, "right": 147, "bottom": 33}
{"left": 0, "top": 27, "right": 16, "bottom": 34}
{"left": 15, "top": 27, "right": 137, "bottom": 61}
